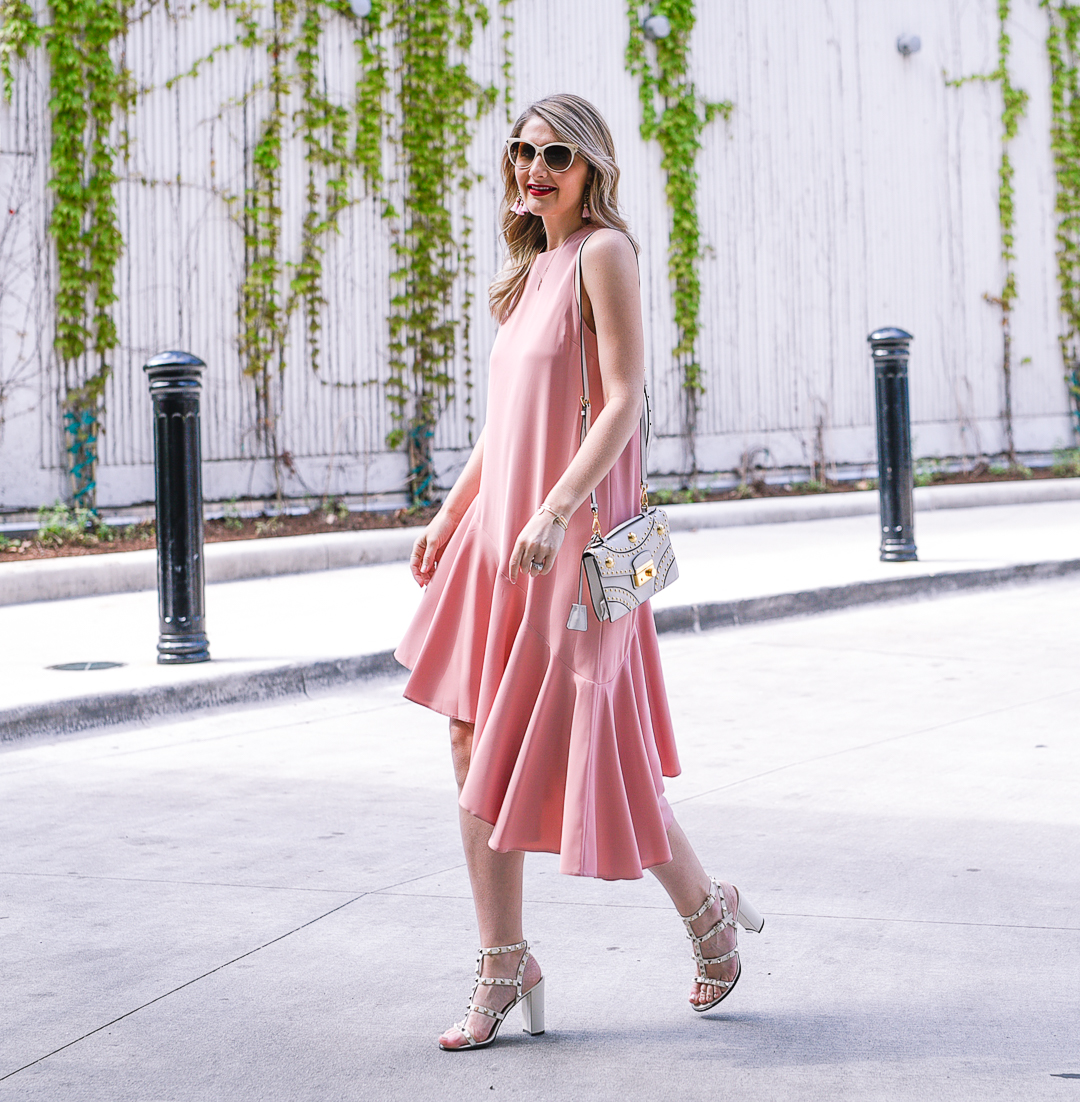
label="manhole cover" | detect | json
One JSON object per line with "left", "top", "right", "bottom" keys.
{"left": 48, "top": 661, "right": 126, "bottom": 671}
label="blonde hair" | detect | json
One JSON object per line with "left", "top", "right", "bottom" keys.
{"left": 488, "top": 93, "right": 638, "bottom": 323}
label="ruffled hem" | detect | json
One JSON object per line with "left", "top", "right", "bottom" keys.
{"left": 464, "top": 617, "right": 677, "bottom": 880}
{"left": 395, "top": 509, "right": 681, "bottom": 881}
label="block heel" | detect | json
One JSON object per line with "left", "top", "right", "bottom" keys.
{"left": 736, "top": 893, "right": 765, "bottom": 934}
{"left": 520, "top": 975, "right": 545, "bottom": 1035}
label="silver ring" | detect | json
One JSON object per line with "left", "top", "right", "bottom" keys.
{"left": 530, "top": 560, "right": 543, "bottom": 570}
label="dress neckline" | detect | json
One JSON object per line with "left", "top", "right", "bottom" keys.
{"left": 538, "top": 225, "right": 591, "bottom": 256}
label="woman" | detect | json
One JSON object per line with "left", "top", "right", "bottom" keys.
{"left": 394, "top": 93, "right": 762, "bottom": 1051}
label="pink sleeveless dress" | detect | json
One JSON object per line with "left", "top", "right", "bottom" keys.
{"left": 394, "top": 225, "right": 681, "bottom": 880}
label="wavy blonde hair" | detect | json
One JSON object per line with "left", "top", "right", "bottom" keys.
{"left": 488, "top": 93, "right": 638, "bottom": 323}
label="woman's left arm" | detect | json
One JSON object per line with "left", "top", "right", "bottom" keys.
{"left": 507, "top": 229, "right": 645, "bottom": 582}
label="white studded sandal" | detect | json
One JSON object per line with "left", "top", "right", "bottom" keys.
{"left": 439, "top": 939, "right": 546, "bottom": 1051}
{"left": 680, "top": 878, "right": 764, "bottom": 1013}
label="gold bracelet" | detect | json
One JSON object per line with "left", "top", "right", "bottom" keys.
{"left": 537, "top": 503, "right": 568, "bottom": 531}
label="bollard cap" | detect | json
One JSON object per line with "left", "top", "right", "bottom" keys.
{"left": 868, "top": 327, "right": 913, "bottom": 344}
{"left": 144, "top": 350, "right": 206, "bottom": 372}
{"left": 144, "top": 350, "right": 205, "bottom": 389}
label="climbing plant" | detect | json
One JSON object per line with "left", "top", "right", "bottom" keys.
{"left": 498, "top": 0, "right": 514, "bottom": 124}
{"left": 382, "top": 0, "right": 497, "bottom": 506}
{"left": 3, "top": 0, "right": 504, "bottom": 510}
{"left": 946, "top": 0, "right": 1029, "bottom": 467}
{"left": 625, "top": 0, "right": 732, "bottom": 476}
{"left": 1, "top": 0, "right": 134, "bottom": 508}
{"left": 1044, "top": 0, "right": 1080, "bottom": 437}
{"left": 175, "top": 0, "right": 495, "bottom": 507}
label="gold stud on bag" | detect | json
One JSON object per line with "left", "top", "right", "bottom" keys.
{"left": 566, "top": 233, "right": 679, "bottom": 632}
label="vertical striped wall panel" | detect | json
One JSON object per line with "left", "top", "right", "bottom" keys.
{"left": 0, "top": 0, "right": 1074, "bottom": 511}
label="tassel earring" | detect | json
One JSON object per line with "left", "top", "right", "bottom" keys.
{"left": 512, "top": 192, "right": 529, "bottom": 216}
{"left": 582, "top": 185, "right": 592, "bottom": 222}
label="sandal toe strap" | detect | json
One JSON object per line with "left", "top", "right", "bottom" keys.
{"left": 695, "top": 973, "right": 735, "bottom": 990}
{"left": 454, "top": 1018, "right": 480, "bottom": 1046}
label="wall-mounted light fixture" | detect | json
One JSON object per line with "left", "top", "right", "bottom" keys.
{"left": 896, "top": 33, "right": 921, "bottom": 57}
{"left": 643, "top": 14, "right": 672, "bottom": 41}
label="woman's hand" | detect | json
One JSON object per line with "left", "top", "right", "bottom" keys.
{"left": 410, "top": 511, "right": 460, "bottom": 587}
{"left": 508, "top": 510, "right": 567, "bottom": 583}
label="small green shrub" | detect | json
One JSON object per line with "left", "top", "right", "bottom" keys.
{"left": 35, "top": 501, "right": 113, "bottom": 547}
{"left": 222, "top": 497, "right": 244, "bottom": 532}
{"left": 914, "top": 458, "right": 944, "bottom": 487}
{"left": 254, "top": 515, "right": 283, "bottom": 537}
{"left": 1052, "top": 447, "right": 1080, "bottom": 476}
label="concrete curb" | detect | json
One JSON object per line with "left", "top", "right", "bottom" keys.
{"left": 5, "top": 555, "right": 1078, "bottom": 744}
{"left": 652, "top": 557, "right": 1080, "bottom": 632}
{"left": 0, "top": 650, "right": 404, "bottom": 745}
{"left": 2, "top": 477, "right": 1079, "bottom": 607}
{"left": 0, "top": 528, "right": 418, "bottom": 606}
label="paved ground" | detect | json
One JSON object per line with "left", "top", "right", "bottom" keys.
{"left": 2, "top": 499, "right": 1079, "bottom": 738}
{"left": 1, "top": 577, "right": 1078, "bottom": 1101}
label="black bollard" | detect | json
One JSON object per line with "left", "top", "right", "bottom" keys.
{"left": 869, "top": 328, "right": 917, "bottom": 562}
{"left": 144, "top": 351, "right": 210, "bottom": 663}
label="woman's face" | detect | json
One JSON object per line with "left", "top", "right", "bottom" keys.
{"left": 513, "top": 115, "right": 590, "bottom": 222}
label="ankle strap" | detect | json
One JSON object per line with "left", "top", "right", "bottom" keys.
{"left": 680, "top": 879, "right": 719, "bottom": 925}
{"left": 479, "top": 940, "right": 528, "bottom": 956}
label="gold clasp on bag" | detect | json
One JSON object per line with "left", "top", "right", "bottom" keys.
{"left": 633, "top": 557, "right": 656, "bottom": 588}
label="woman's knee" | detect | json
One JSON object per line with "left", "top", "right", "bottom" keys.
{"left": 449, "top": 719, "right": 475, "bottom": 790}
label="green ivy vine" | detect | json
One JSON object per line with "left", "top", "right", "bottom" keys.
{"left": 210, "top": 0, "right": 378, "bottom": 472}
{"left": 178, "top": 0, "right": 496, "bottom": 507}
{"left": 498, "top": 0, "right": 514, "bottom": 123}
{"left": 625, "top": 0, "right": 731, "bottom": 475}
{"left": 1044, "top": 0, "right": 1080, "bottom": 438}
{"left": 946, "top": 0, "right": 1029, "bottom": 467}
{"left": 382, "top": 0, "right": 497, "bottom": 507}
{"left": 1, "top": 0, "right": 133, "bottom": 506}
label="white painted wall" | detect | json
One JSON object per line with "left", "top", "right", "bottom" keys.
{"left": 0, "top": 0, "right": 1075, "bottom": 512}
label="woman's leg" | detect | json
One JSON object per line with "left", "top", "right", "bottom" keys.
{"left": 439, "top": 718, "right": 542, "bottom": 1048}
{"left": 649, "top": 816, "right": 741, "bottom": 1008}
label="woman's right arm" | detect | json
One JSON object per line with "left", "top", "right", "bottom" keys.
{"left": 409, "top": 427, "right": 486, "bottom": 587}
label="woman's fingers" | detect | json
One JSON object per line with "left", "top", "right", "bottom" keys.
{"left": 411, "top": 532, "right": 444, "bottom": 586}
{"left": 508, "top": 537, "right": 527, "bottom": 583}
{"left": 421, "top": 537, "right": 440, "bottom": 575}
{"left": 508, "top": 519, "right": 565, "bottom": 581}
{"left": 409, "top": 535, "right": 427, "bottom": 585}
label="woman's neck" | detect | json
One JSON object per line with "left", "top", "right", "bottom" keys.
{"left": 541, "top": 214, "right": 587, "bottom": 252}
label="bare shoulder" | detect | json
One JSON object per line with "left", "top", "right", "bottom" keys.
{"left": 580, "top": 227, "right": 638, "bottom": 280}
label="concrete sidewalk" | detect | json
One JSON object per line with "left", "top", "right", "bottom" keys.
{"left": 1, "top": 495, "right": 1078, "bottom": 741}
{"left": 4, "top": 477, "right": 1079, "bottom": 606}
{"left": 1, "top": 579, "right": 1077, "bottom": 1100}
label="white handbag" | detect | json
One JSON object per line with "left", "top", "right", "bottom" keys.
{"left": 566, "top": 234, "right": 679, "bottom": 632}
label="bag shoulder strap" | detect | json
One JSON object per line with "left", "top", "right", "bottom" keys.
{"left": 574, "top": 230, "right": 650, "bottom": 535}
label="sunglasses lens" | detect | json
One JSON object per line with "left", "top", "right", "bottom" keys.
{"left": 509, "top": 141, "right": 536, "bottom": 166}
{"left": 544, "top": 144, "right": 574, "bottom": 171}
